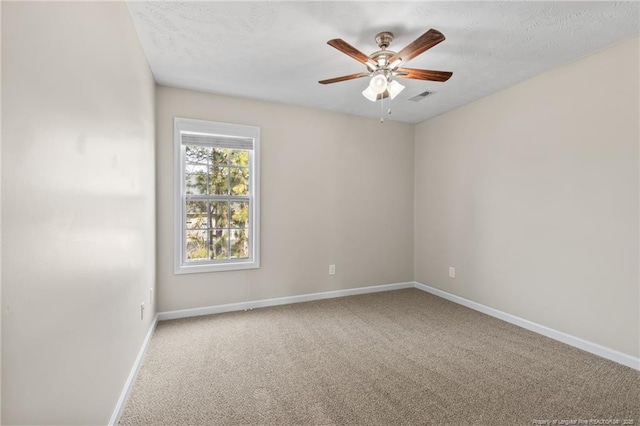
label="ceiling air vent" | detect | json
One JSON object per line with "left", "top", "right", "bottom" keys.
{"left": 409, "top": 91, "right": 435, "bottom": 102}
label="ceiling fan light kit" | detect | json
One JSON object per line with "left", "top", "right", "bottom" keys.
{"left": 362, "top": 78, "right": 405, "bottom": 102}
{"left": 369, "top": 73, "right": 388, "bottom": 94}
{"left": 362, "top": 86, "right": 378, "bottom": 102}
{"left": 319, "top": 29, "right": 452, "bottom": 122}
{"left": 387, "top": 80, "right": 405, "bottom": 99}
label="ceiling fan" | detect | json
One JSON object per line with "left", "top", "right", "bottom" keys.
{"left": 319, "top": 29, "right": 452, "bottom": 102}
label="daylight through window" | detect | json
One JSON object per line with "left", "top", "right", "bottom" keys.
{"left": 174, "top": 118, "right": 260, "bottom": 274}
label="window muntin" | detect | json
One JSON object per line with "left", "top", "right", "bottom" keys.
{"left": 174, "top": 118, "right": 260, "bottom": 274}
{"left": 184, "top": 146, "right": 250, "bottom": 261}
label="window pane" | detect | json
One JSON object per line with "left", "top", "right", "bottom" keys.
{"left": 186, "top": 230, "right": 208, "bottom": 261}
{"left": 185, "top": 164, "right": 207, "bottom": 195}
{"left": 230, "top": 167, "right": 249, "bottom": 195}
{"left": 230, "top": 229, "right": 249, "bottom": 259}
{"left": 230, "top": 201, "right": 249, "bottom": 228}
{"left": 211, "top": 147, "right": 228, "bottom": 166}
{"left": 209, "top": 166, "right": 229, "bottom": 195}
{"left": 210, "top": 229, "right": 229, "bottom": 260}
{"left": 186, "top": 201, "right": 207, "bottom": 229}
{"left": 209, "top": 201, "right": 229, "bottom": 228}
{"left": 230, "top": 150, "right": 249, "bottom": 167}
{"left": 185, "top": 146, "right": 209, "bottom": 165}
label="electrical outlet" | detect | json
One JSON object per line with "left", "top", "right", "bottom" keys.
{"left": 149, "top": 288, "right": 153, "bottom": 305}
{"left": 329, "top": 264, "right": 336, "bottom": 275}
{"left": 140, "top": 302, "right": 145, "bottom": 320}
{"left": 449, "top": 267, "right": 455, "bottom": 278}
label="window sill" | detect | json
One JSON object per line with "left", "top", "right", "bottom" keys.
{"left": 174, "top": 260, "right": 260, "bottom": 275}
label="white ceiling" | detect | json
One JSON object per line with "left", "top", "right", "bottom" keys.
{"left": 126, "top": 1, "right": 639, "bottom": 124}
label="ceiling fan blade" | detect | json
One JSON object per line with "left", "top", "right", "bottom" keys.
{"left": 319, "top": 72, "right": 369, "bottom": 85}
{"left": 395, "top": 68, "right": 452, "bottom": 82}
{"left": 388, "top": 29, "right": 446, "bottom": 66}
{"left": 327, "top": 39, "right": 376, "bottom": 68}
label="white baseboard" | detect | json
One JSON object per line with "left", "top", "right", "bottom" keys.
{"left": 413, "top": 281, "right": 640, "bottom": 371}
{"left": 157, "top": 281, "right": 414, "bottom": 321}
{"left": 109, "top": 315, "right": 158, "bottom": 426}
{"left": 151, "top": 279, "right": 638, "bottom": 373}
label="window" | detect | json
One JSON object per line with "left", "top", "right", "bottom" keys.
{"left": 174, "top": 117, "right": 260, "bottom": 274}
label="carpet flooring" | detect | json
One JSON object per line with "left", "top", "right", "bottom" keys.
{"left": 119, "top": 289, "right": 639, "bottom": 425}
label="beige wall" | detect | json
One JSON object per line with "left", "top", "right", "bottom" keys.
{"left": 414, "top": 37, "right": 639, "bottom": 357}
{"left": 156, "top": 86, "right": 415, "bottom": 312}
{"left": 1, "top": 2, "right": 156, "bottom": 424}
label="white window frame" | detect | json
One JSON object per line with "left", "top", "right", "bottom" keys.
{"left": 174, "top": 117, "right": 260, "bottom": 274}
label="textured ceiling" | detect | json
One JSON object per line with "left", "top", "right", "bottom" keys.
{"left": 127, "top": 1, "right": 639, "bottom": 124}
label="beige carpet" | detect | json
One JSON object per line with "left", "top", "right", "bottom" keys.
{"left": 120, "top": 289, "right": 639, "bottom": 425}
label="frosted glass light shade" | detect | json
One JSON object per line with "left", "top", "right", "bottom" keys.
{"left": 362, "top": 86, "right": 378, "bottom": 102}
{"left": 388, "top": 80, "right": 405, "bottom": 99}
{"left": 369, "top": 74, "right": 388, "bottom": 94}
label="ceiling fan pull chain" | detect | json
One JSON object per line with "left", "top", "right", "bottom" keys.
{"left": 380, "top": 94, "right": 384, "bottom": 123}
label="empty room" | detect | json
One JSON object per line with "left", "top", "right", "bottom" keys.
{"left": 1, "top": 1, "right": 639, "bottom": 425}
